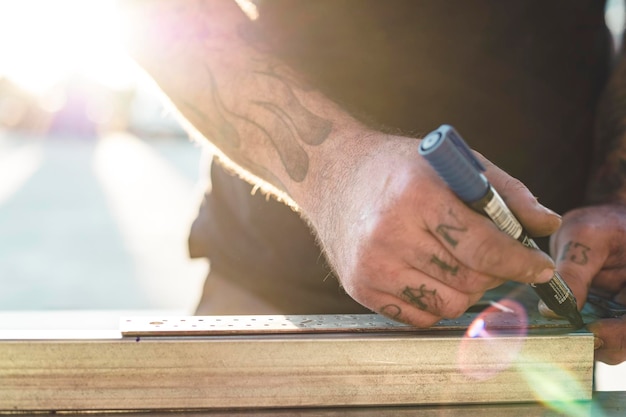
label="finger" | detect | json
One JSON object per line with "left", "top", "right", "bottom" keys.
{"left": 347, "top": 255, "right": 481, "bottom": 320}
{"left": 551, "top": 220, "right": 610, "bottom": 310}
{"left": 376, "top": 294, "right": 443, "bottom": 327}
{"left": 554, "top": 262, "right": 593, "bottom": 311}
{"left": 369, "top": 266, "right": 484, "bottom": 319}
{"left": 397, "top": 280, "right": 476, "bottom": 319}
{"left": 376, "top": 289, "right": 483, "bottom": 326}
{"left": 402, "top": 236, "right": 504, "bottom": 294}
{"left": 425, "top": 199, "right": 556, "bottom": 285}
{"left": 341, "top": 273, "right": 447, "bottom": 326}
{"left": 587, "top": 317, "right": 626, "bottom": 365}
{"left": 481, "top": 158, "right": 562, "bottom": 237}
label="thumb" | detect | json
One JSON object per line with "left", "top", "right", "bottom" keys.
{"left": 483, "top": 160, "right": 561, "bottom": 237}
{"left": 539, "top": 239, "right": 607, "bottom": 318}
{"left": 538, "top": 261, "right": 591, "bottom": 318}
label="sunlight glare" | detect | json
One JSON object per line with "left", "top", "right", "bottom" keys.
{"left": 519, "top": 355, "right": 598, "bottom": 417}
{"left": 93, "top": 133, "right": 206, "bottom": 312}
{"left": 457, "top": 298, "right": 528, "bottom": 380}
{"left": 0, "top": 0, "right": 137, "bottom": 94}
{"left": 0, "top": 139, "right": 43, "bottom": 205}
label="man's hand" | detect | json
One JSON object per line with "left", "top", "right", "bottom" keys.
{"left": 122, "top": 0, "right": 562, "bottom": 329}
{"left": 307, "top": 134, "right": 562, "bottom": 327}
{"left": 549, "top": 205, "right": 626, "bottom": 364}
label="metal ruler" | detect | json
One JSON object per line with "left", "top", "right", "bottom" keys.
{"left": 120, "top": 284, "right": 619, "bottom": 338}
{"left": 120, "top": 311, "right": 579, "bottom": 337}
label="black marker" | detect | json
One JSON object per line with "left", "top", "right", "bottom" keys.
{"left": 418, "top": 124, "right": 584, "bottom": 329}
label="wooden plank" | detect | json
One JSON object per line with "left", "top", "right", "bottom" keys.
{"left": 10, "top": 391, "right": 624, "bottom": 417}
{"left": 0, "top": 329, "right": 593, "bottom": 411}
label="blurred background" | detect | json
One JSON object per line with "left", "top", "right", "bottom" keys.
{"left": 0, "top": 0, "right": 624, "bottom": 391}
{"left": 0, "top": 0, "right": 208, "bottom": 315}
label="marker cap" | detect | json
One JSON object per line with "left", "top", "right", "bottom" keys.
{"left": 418, "top": 125, "right": 489, "bottom": 203}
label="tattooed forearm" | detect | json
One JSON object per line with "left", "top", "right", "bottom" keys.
{"left": 210, "top": 58, "right": 333, "bottom": 182}
{"left": 179, "top": 61, "right": 334, "bottom": 183}
{"left": 253, "top": 61, "right": 317, "bottom": 92}
{"left": 179, "top": 97, "right": 240, "bottom": 152}
{"left": 235, "top": 154, "right": 292, "bottom": 196}
{"left": 559, "top": 240, "right": 591, "bottom": 265}
{"left": 171, "top": 68, "right": 244, "bottom": 152}
{"left": 126, "top": 0, "right": 361, "bottom": 199}
{"left": 254, "top": 70, "right": 332, "bottom": 145}
{"left": 250, "top": 100, "right": 310, "bottom": 181}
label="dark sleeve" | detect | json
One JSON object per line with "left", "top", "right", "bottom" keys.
{"left": 188, "top": 159, "right": 370, "bottom": 314}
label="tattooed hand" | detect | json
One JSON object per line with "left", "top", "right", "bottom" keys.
{"left": 310, "top": 135, "right": 561, "bottom": 327}
{"left": 549, "top": 205, "right": 626, "bottom": 364}
{"left": 122, "top": 1, "right": 561, "bottom": 329}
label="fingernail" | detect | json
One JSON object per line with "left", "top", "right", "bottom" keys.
{"left": 594, "top": 336, "right": 604, "bottom": 350}
{"left": 537, "top": 268, "right": 555, "bottom": 284}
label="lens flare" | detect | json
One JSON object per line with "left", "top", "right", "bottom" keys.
{"left": 467, "top": 317, "right": 486, "bottom": 338}
{"left": 519, "top": 355, "right": 601, "bottom": 417}
{"left": 457, "top": 298, "right": 528, "bottom": 380}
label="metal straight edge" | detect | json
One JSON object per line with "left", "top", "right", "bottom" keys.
{"left": 0, "top": 328, "right": 594, "bottom": 411}
{"left": 118, "top": 311, "right": 583, "bottom": 337}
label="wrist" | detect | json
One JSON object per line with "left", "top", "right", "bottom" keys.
{"left": 289, "top": 125, "right": 382, "bottom": 218}
{"left": 294, "top": 132, "right": 422, "bottom": 276}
